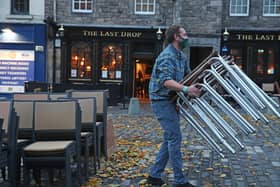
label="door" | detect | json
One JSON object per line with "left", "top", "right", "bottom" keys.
{"left": 134, "top": 58, "right": 153, "bottom": 100}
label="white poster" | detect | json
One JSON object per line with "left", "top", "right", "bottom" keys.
{"left": 0, "top": 50, "right": 35, "bottom": 93}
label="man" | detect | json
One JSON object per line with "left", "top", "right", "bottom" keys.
{"left": 147, "top": 25, "right": 200, "bottom": 187}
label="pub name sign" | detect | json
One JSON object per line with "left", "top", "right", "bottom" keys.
{"left": 83, "top": 30, "right": 143, "bottom": 38}
{"left": 235, "top": 33, "right": 280, "bottom": 41}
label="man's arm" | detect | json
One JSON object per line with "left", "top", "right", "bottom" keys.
{"left": 163, "top": 80, "right": 200, "bottom": 97}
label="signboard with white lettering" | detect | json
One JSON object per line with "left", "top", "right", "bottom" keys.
{"left": 0, "top": 50, "right": 35, "bottom": 93}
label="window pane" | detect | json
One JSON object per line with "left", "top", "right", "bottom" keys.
{"left": 101, "top": 44, "right": 123, "bottom": 80}
{"left": 73, "top": 0, "right": 92, "bottom": 12}
{"left": 12, "top": 0, "right": 29, "bottom": 14}
{"left": 70, "top": 42, "right": 92, "bottom": 79}
{"left": 230, "top": 49, "right": 243, "bottom": 69}
{"left": 267, "top": 49, "right": 275, "bottom": 75}
{"left": 257, "top": 49, "right": 264, "bottom": 75}
{"left": 135, "top": 0, "right": 155, "bottom": 14}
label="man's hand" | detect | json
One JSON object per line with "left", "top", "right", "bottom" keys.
{"left": 187, "top": 84, "right": 200, "bottom": 97}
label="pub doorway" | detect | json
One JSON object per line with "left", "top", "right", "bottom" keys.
{"left": 134, "top": 58, "right": 153, "bottom": 101}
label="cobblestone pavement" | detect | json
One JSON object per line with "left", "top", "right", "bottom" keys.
{"left": 89, "top": 102, "right": 280, "bottom": 187}
{"left": 1, "top": 102, "right": 279, "bottom": 187}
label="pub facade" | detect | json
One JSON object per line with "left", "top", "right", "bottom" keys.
{"left": 222, "top": 0, "right": 280, "bottom": 92}
{"left": 43, "top": 0, "right": 223, "bottom": 104}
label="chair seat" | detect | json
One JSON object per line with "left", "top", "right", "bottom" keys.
{"left": 24, "top": 141, "right": 74, "bottom": 156}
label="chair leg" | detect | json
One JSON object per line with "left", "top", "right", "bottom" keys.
{"left": 65, "top": 155, "right": 72, "bottom": 187}
{"left": 33, "top": 169, "right": 41, "bottom": 186}
{"left": 1, "top": 168, "right": 6, "bottom": 180}
{"left": 84, "top": 139, "right": 89, "bottom": 180}
{"left": 23, "top": 166, "right": 30, "bottom": 187}
{"left": 92, "top": 137, "right": 97, "bottom": 174}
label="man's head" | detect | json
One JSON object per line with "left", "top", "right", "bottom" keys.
{"left": 164, "top": 24, "right": 188, "bottom": 50}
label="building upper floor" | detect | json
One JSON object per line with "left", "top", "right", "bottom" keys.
{"left": 0, "top": 0, "right": 45, "bottom": 24}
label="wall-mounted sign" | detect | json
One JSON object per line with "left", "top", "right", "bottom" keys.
{"left": 0, "top": 50, "right": 34, "bottom": 93}
{"left": 83, "top": 30, "right": 143, "bottom": 38}
{"left": 232, "top": 33, "right": 280, "bottom": 41}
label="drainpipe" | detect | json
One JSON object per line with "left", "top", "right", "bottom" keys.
{"left": 52, "top": 0, "right": 57, "bottom": 83}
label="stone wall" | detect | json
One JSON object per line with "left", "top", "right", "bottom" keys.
{"left": 223, "top": 0, "right": 280, "bottom": 30}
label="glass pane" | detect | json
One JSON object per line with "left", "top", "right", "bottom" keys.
{"left": 230, "top": 49, "right": 243, "bottom": 69}
{"left": 142, "top": 5, "right": 148, "bottom": 12}
{"left": 257, "top": 49, "right": 264, "bottom": 75}
{"left": 70, "top": 42, "right": 92, "bottom": 79}
{"left": 149, "top": 4, "right": 154, "bottom": 12}
{"left": 101, "top": 44, "right": 123, "bottom": 80}
{"left": 267, "top": 49, "right": 275, "bottom": 75}
{"left": 81, "top": 2, "right": 85, "bottom": 9}
{"left": 136, "top": 4, "right": 141, "bottom": 12}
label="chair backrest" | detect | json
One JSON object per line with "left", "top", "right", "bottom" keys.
{"left": 70, "top": 90, "right": 108, "bottom": 117}
{"left": 0, "top": 100, "right": 13, "bottom": 133}
{"left": 13, "top": 93, "right": 49, "bottom": 101}
{"left": 0, "top": 118, "right": 3, "bottom": 153}
{"left": 0, "top": 100, "right": 19, "bottom": 164}
{"left": 33, "top": 100, "right": 81, "bottom": 141}
{"left": 49, "top": 92, "right": 69, "bottom": 100}
{"left": 59, "top": 97, "right": 96, "bottom": 132}
{"left": 13, "top": 100, "right": 35, "bottom": 139}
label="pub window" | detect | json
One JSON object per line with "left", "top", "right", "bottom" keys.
{"left": 230, "top": 48, "right": 243, "bottom": 69}
{"left": 70, "top": 42, "right": 92, "bottom": 80}
{"left": 100, "top": 43, "right": 123, "bottom": 81}
{"left": 11, "top": 0, "right": 29, "bottom": 15}
{"left": 135, "top": 0, "right": 155, "bottom": 15}
{"left": 263, "top": 0, "right": 280, "bottom": 16}
{"left": 230, "top": 0, "right": 249, "bottom": 16}
{"left": 256, "top": 48, "right": 275, "bottom": 75}
{"left": 72, "top": 0, "right": 93, "bottom": 13}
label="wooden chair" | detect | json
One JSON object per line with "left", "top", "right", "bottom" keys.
{"left": 22, "top": 100, "right": 82, "bottom": 187}
{"left": 70, "top": 90, "right": 109, "bottom": 160}
{"left": 59, "top": 97, "right": 99, "bottom": 175}
{"left": 0, "top": 100, "right": 19, "bottom": 187}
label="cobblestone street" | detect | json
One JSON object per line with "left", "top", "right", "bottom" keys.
{"left": 86, "top": 103, "right": 280, "bottom": 187}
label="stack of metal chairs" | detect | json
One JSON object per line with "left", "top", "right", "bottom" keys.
{"left": 176, "top": 51, "right": 280, "bottom": 158}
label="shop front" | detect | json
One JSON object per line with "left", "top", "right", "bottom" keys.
{"left": 57, "top": 26, "right": 163, "bottom": 104}
{"left": 0, "top": 23, "right": 46, "bottom": 97}
{"left": 221, "top": 30, "right": 280, "bottom": 92}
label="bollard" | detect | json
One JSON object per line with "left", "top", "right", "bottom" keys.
{"left": 128, "top": 97, "right": 140, "bottom": 115}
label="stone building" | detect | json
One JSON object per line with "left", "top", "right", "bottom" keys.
{"left": 222, "top": 0, "right": 280, "bottom": 90}
{"left": 44, "top": 0, "right": 223, "bottom": 103}
{"left": 1, "top": 0, "right": 279, "bottom": 100}
{"left": 0, "top": 0, "right": 46, "bottom": 94}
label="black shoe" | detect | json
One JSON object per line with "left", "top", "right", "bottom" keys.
{"left": 174, "top": 182, "right": 196, "bottom": 187}
{"left": 147, "top": 176, "right": 165, "bottom": 185}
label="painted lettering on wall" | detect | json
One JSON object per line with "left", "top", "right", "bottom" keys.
{"left": 236, "top": 34, "right": 280, "bottom": 41}
{"left": 83, "top": 30, "right": 143, "bottom": 38}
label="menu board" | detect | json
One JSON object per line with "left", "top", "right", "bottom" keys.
{"left": 0, "top": 50, "right": 35, "bottom": 93}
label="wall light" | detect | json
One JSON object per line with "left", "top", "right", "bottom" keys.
{"left": 156, "top": 27, "right": 163, "bottom": 40}
{"left": 58, "top": 25, "right": 64, "bottom": 37}
{"left": 223, "top": 27, "right": 229, "bottom": 41}
{"left": 1, "top": 28, "right": 13, "bottom": 33}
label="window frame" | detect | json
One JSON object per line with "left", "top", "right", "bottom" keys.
{"left": 11, "top": 0, "right": 29, "bottom": 15}
{"left": 263, "top": 0, "right": 280, "bottom": 16}
{"left": 229, "top": 0, "right": 249, "bottom": 16}
{"left": 99, "top": 43, "right": 123, "bottom": 82}
{"left": 69, "top": 42, "right": 93, "bottom": 81}
{"left": 134, "top": 0, "right": 155, "bottom": 15}
{"left": 72, "top": 0, "right": 93, "bottom": 13}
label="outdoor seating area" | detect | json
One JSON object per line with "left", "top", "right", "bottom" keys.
{"left": 0, "top": 90, "right": 109, "bottom": 187}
